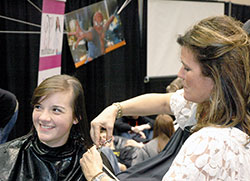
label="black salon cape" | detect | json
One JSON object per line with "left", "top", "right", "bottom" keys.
{"left": 0, "top": 133, "right": 87, "bottom": 181}
{"left": 116, "top": 126, "right": 191, "bottom": 181}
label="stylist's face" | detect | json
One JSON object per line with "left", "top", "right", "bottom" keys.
{"left": 33, "top": 91, "right": 78, "bottom": 147}
{"left": 178, "top": 47, "right": 214, "bottom": 103}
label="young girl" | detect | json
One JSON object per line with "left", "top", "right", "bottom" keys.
{"left": 0, "top": 74, "right": 93, "bottom": 180}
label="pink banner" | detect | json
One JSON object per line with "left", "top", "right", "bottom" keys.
{"left": 42, "top": 0, "right": 65, "bottom": 14}
{"left": 39, "top": 55, "right": 61, "bottom": 71}
{"left": 38, "top": 0, "right": 66, "bottom": 85}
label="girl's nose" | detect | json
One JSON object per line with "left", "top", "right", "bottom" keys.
{"left": 39, "top": 110, "right": 51, "bottom": 122}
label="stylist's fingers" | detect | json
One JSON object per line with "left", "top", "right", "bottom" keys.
{"left": 88, "top": 145, "right": 103, "bottom": 166}
{"left": 90, "top": 121, "right": 101, "bottom": 147}
{"left": 81, "top": 145, "right": 102, "bottom": 166}
{"left": 89, "top": 145, "right": 98, "bottom": 153}
{"left": 106, "top": 125, "right": 113, "bottom": 144}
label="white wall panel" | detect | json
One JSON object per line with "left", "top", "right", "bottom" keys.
{"left": 147, "top": 0, "right": 225, "bottom": 77}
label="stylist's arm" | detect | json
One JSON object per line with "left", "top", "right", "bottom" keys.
{"left": 90, "top": 94, "right": 172, "bottom": 147}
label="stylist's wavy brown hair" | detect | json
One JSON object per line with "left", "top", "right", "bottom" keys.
{"left": 177, "top": 15, "right": 250, "bottom": 136}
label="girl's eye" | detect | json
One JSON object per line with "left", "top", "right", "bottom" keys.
{"left": 53, "top": 107, "right": 63, "bottom": 113}
{"left": 34, "top": 104, "right": 41, "bottom": 110}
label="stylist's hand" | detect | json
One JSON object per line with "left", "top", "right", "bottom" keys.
{"left": 90, "top": 105, "right": 117, "bottom": 147}
{"left": 80, "top": 145, "right": 103, "bottom": 181}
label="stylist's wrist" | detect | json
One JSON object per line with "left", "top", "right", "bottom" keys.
{"left": 82, "top": 163, "right": 103, "bottom": 181}
{"left": 112, "top": 102, "right": 123, "bottom": 118}
{"left": 90, "top": 170, "right": 104, "bottom": 181}
{"left": 92, "top": 172, "right": 114, "bottom": 181}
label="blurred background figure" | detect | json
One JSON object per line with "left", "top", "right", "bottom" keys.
{"left": 166, "top": 77, "right": 184, "bottom": 130}
{"left": 114, "top": 115, "right": 154, "bottom": 142}
{"left": 0, "top": 88, "right": 18, "bottom": 144}
{"left": 166, "top": 77, "right": 183, "bottom": 93}
{"left": 242, "top": 19, "right": 250, "bottom": 34}
{"left": 131, "top": 114, "right": 175, "bottom": 166}
{"left": 100, "top": 128, "right": 143, "bottom": 171}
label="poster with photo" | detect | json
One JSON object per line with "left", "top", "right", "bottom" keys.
{"left": 40, "top": 14, "right": 64, "bottom": 57}
{"left": 65, "top": 0, "right": 126, "bottom": 68}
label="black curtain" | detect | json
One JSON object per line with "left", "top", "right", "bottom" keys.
{"left": 0, "top": 1, "right": 42, "bottom": 139}
{"left": 231, "top": 3, "right": 250, "bottom": 23}
{"left": 0, "top": 0, "right": 250, "bottom": 141}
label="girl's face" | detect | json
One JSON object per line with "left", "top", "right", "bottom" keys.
{"left": 178, "top": 47, "right": 214, "bottom": 103}
{"left": 32, "top": 91, "right": 78, "bottom": 147}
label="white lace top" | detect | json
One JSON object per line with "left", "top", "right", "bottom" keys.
{"left": 170, "top": 89, "right": 197, "bottom": 130}
{"left": 164, "top": 90, "right": 250, "bottom": 180}
{"left": 163, "top": 127, "right": 250, "bottom": 180}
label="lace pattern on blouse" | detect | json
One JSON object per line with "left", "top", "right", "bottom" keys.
{"left": 170, "top": 89, "right": 197, "bottom": 130}
{"left": 163, "top": 127, "right": 250, "bottom": 181}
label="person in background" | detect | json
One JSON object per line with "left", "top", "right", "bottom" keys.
{"left": 243, "top": 19, "right": 250, "bottom": 34}
{"left": 80, "top": 15, "right": 250, "bottom": 180}
{"left": 100, "top": 128, "right": 149, "bottom": 171}
{"left": 166, "top": 77, "right": 183, "bottom": 93}
{"left": 165, "top": 77, "right": 184, "bottom": 130}
{"left": 0, "top": 88, "right": 18, "bottom": 144}
{"left": 114, "top": 115, "right": 154, "bottom": 142}
{"left": 0, "top": 75, "right": 116, "bottom": 180}
{"left": 99, "top": 129, "right": 129, "bottom": 172}
{"left": 131, "top": 114, "right": 175, "bottom": 166}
